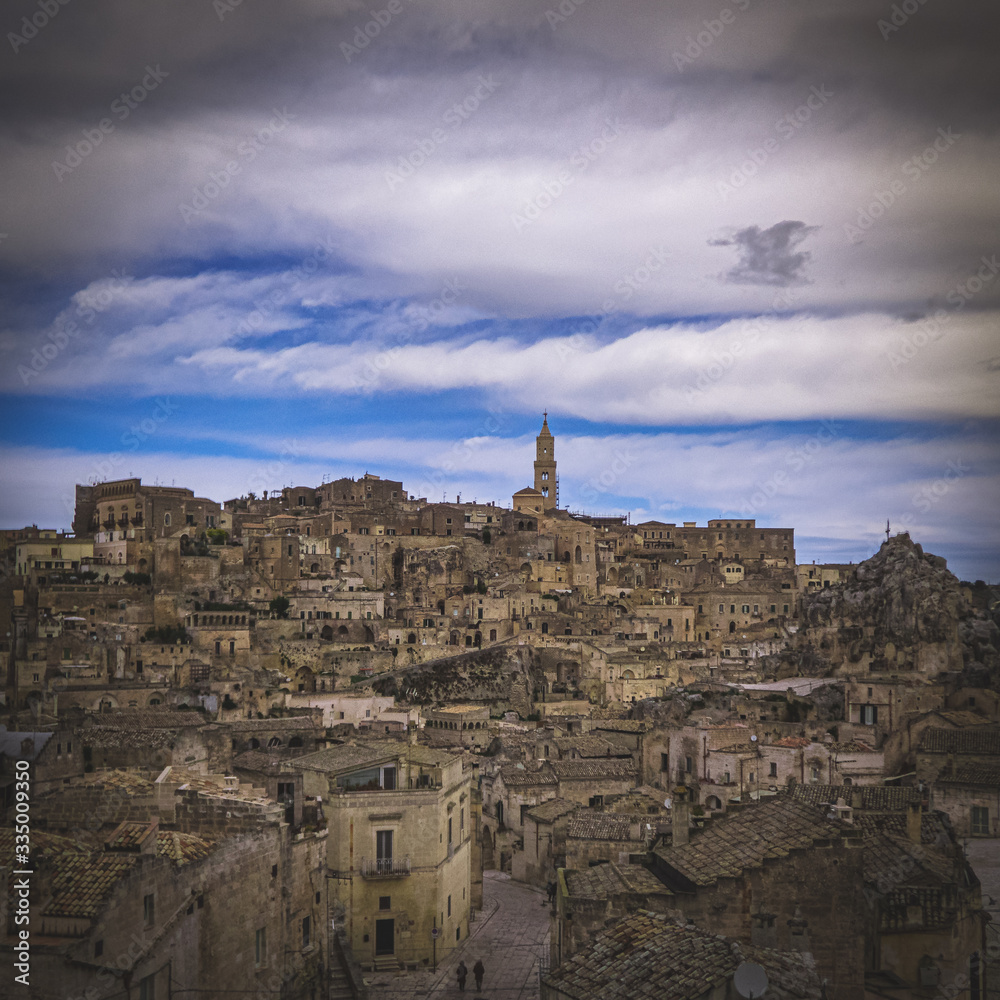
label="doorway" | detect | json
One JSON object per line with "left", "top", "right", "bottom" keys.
{"left": 375, "top": 918, "right": 394, "bottom": 956}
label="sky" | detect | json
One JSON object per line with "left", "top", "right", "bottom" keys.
{"left": 1, "top": 0, "right": 997, "bottom": 581}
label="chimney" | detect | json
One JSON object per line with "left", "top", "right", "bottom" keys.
{"left": 906, "top": 799, "right": 922, "bottom": 844}
{"left": 672, "top": 785, "right": 690, "bottom": 847}
{"left": 141, "top": 816, "right": 160, "bottom": 855}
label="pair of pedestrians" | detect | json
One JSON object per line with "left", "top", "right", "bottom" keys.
{"left": 456, "top": 958, "right": 486, "bottom": 991}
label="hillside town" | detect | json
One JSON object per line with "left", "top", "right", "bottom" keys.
{"left": 2, "top": 417, "right": 998, "bottom": 1000}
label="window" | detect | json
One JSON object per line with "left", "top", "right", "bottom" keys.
{"left": 447, "top": 895, "right": 452, "bottom": 917}
{"left": 95, "top": 940, "right": 103, "bottom": 958}
{"left": 144, "top": 893, "right": 155, "bottom": 925}
{"left": 302, "top": 916, "right": 311, "bottom": 948}
{"left": 769, "top": 762, "right": 777, "bottom": 777}
{"left": 861, "top": 704, "right": 878, "bottom": 725}
{"left": 660, "top": 753, "right": 669, "bottom": 772}
{"left": 164, "top": 513, "right": 171, "bottom": 526}
{"left": 255, "top": 927, "right": 267, "bottom": 967}
{"left": 376, "top": 829, "right": 394, "bottom": 868}
{"left": 685, "top": 756, "right": 692, "bottom": 772}
{"left": 379, "top": 896, "right": 391, "bottom": 911}
{"left": 139, "top": 974, "right": 155, "bottom": 1000}
{"left": 448, "top": 817, "right": 453, "bottom": 844}
{"left": 971, "top": 807, "right": 990, "bottom": 836}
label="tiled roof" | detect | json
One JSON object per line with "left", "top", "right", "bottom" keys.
{"left": 935, "top": 760, "right": 1000, "bottom": 786}
{"left": 552, "top": 735, "right": 627, "bottom": 758}
{"left": 527, "top": 797, "right": 578, "bottom": 823}
{"left": 156, "top": 830, "right": 214, "bottom": 865}
{"left": 542, "top": 911, "right": 822, "bottom": 1000}
{"left": 83, "top": 728, "right": 176, "bottom": 751}
{"left": 829, "top": 740, "right": 878, "bottom": 753}
{"left": 712, "top": 743, "right": 758, "bottom": 755}
{"left": 45, "top": 852, "right": 138, "bottom": 918}
{"left": 288, "top": 741, "right": 400, "bottom": 773}
{"left": 228, "top": 717, "right": 320, "bottom": 732}
{"left": 932, "top": 710, "right": 993, "bottom": 728}
{"left": 790, "top": 784, "right": 919, "bottom": 812}
{"left": 567, "top": 812, "right": 646, "bottom": 842}
{"left": 918, "top": 727, "right": 1000, "bottom": 755}
{"left": 593, "top": 720, "right": 650, "bottom": 733}
{"left": 653, "top": 797, "right": 850, "bottom": 888}
{"left": 772, "top": 736, "right": 812, "bottom": 749}
{"left": 550, "top": 759, "right": 637, "bottom": 781}
{"left": 564, "top": 863, "right": 671, "bottom": 901}
{"left": 86, "top": 710, "right": 207, "bottom": 730}
{"left": 499, "top": 763, "right": 557, "bottom": 787}
{"left": 231, "top": 750, "right": 288, "bottom": 774}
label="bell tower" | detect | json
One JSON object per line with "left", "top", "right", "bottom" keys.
{"left": 533, "top": 412, "right": 557, "bottom": 510}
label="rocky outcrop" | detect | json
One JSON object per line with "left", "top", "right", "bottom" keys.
{"left": 773, "top": 534, "right": 970, "bottom": 677}
{"left": 365, "top": 644, "right": 542, "bottom": 716}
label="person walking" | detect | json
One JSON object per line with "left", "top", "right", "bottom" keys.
{"left": 456, "top": 960, "right": 468, "bottom": 991}
{"left": 473, "top": 958, "right": 485, "bottom": 991}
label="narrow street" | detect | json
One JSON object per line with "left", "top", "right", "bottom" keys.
{"left": 365, "top": 872, "right": 552, "bottom": 999}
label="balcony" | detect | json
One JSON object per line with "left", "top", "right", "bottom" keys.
{"left": 360, "top": 856, "right": 410, "bottom": 878}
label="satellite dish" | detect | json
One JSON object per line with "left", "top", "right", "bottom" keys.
{"left": 750, "top": 734, "right": 757, "bottom": 742}
{"left": 734, "top": 962, "right": 768, "bottom": 999}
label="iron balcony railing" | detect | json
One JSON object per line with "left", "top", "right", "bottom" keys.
{"left": 360, "top": 856, "right": 411, "bottom": 877}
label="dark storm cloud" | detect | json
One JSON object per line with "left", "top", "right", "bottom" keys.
{"left": 710, "top": 221, "right": 818, "bottom": 287}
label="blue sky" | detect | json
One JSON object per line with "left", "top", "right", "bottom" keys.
{"left": 1, "top": 0, "right": 998, "bottom": 580}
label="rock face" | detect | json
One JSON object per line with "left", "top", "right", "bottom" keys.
{"left": 367, "top": 644, "right": 541, "bottom": 716}
{"left": 776, "top": 533, "right": 970, "bottom": 677}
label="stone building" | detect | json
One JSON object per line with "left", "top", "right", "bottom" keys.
{"left": 5, "top": 773, "right": 330, "bottom": 1000}
{"left": 916, "top": 726, "right": 1000, "bottom": 837}
{"left": 544, "top": 909, "right": 823, "bottom": 1000}
{"left": 290, "top": 739, "right": 474, "bottom": 970}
